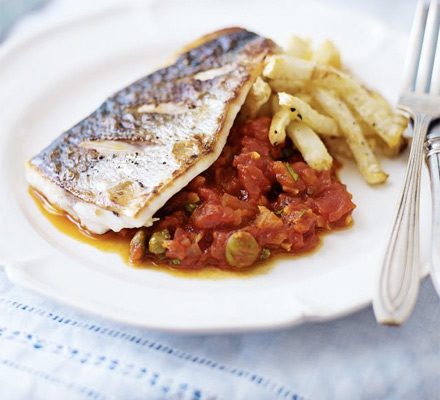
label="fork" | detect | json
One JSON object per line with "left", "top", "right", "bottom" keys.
{"left": 373, "top": 0, "right": 440, "bottom": 325}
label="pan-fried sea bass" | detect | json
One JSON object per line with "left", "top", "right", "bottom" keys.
{"left": 26, "top": 28, "right": 275, "bottom": 233}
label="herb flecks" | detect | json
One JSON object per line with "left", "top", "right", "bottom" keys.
{"left": 284, "top": 162, "right": 299, "bottom": 181}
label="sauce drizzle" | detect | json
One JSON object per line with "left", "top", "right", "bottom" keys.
{"left": 29, "top": 188, "right": 274, "bottom": 279}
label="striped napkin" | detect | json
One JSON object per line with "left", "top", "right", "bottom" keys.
{"left": 1, "top": 267, "right": 440, "bottom": 400}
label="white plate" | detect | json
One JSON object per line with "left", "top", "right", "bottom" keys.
{"left": 0, "top": 0, "right": 431, "bottom": 332}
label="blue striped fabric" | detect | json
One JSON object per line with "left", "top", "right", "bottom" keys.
{"left": 1, "top": 267, "right": 440, "bottom": 399}
{"left": 0, "top": 269, "right": 307, "bottom": 400}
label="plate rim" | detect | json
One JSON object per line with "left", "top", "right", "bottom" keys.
{"left": 0, "top": 0, "right": 418, "bottom": 333}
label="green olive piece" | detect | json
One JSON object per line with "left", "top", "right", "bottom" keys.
{"left": 225, "top": 231, "right": 261, "bottom": 268}
{"left": 148, "top": 229, "right": 171, "bottom": 255}
{"left": 129, "top": 230, "right": 147, "bottom": 263}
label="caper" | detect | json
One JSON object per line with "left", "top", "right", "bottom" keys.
{"left": 184, "top": 203, "right": 198, "bottom": 215}
{"left": 129, "top": 229, "right": 147, "bottom": 263}
{"left": 170, "top": 258, "right": 181, "bottom": 265}
{"left": 260, "top": 248, "right": 271, "bottom": 260}
{"left": 225, "top": 231, "right": 261, "bottom": 268}
{"left": 148, "top": 229, "right": 171, "bottom": 255}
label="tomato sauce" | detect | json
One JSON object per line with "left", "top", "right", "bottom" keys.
{"left": 127, "top": 117, "right": 356, "bottom": 269}
{"left": 31, "top": 117, "right": 355, "bottom": 271}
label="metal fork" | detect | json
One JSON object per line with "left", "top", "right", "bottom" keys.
{"left": 373, "top": 0, "right": 440, "bottom": 325}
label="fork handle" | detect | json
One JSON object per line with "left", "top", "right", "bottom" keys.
{"left": 373, "top": 113, "right": 431, "bottom": 325}
{"left": 426, "top": 126, "right": 440, "bottom": 296}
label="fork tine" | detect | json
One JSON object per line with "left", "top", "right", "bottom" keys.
{"left": 430, "top": 12, "right": 440, "bottom": 93}
{"left": 402, "top": 0, "right": 428, "bottom": 92}
{"left": 415, "top": 0, "right": 440, "bottom": 93}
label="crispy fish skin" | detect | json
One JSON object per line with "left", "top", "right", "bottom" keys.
{"left": 27, "top": 28, "right": 275, "bottom": 233}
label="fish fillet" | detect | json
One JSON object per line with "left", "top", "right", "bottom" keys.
{"left": 26, "top": 28, "right": 275, "bottom": 233}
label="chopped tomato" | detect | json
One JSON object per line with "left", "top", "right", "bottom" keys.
{"left": 135, "top": 117, "right": 355, "bottom": 269}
